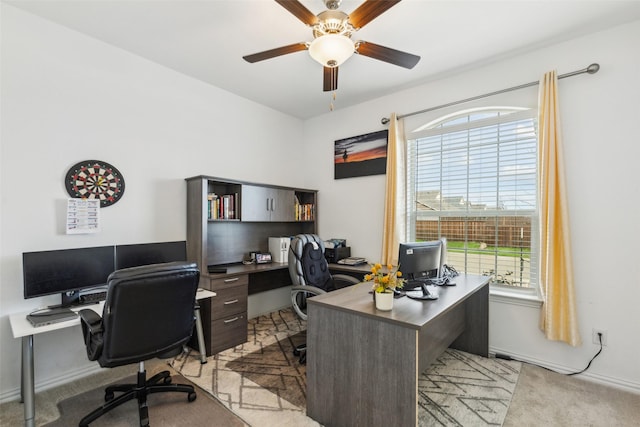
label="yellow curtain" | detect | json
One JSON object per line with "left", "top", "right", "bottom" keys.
{"left": 538, "top": 71, "right": 581, "bottom": 346}
{"left": 381, "top": 113, "right": 406, "bottom": 265}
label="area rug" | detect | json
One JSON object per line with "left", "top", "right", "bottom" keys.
{"left": 43, "top": 372, "right": 247, "bottom": 427}
{"left": 172, "top": 308, "right": 522, "bottom": 427}
{"left": 419, "top": 349, "right": 522, "bottom": 426}
{"left": 172, "top": 309, "right": 316, "bottom": 427}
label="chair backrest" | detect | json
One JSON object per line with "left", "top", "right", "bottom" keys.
{"left": 288, "top": 234, "right": 334, "bottom": 291}
{"left": 98, "top": 261, "right": 199, "bottom": 367}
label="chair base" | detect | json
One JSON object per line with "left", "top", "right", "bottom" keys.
{"left": 293, "top": 344, "right": 307, "bottom": 365}
{"left": 79, "top": 367, "right": 196, "bottom": 427}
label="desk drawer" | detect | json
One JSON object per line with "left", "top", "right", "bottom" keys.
{"left": 211, "top": 283, "right": 248, "bottom": 318}
{"left": 211, "top": 312, "right": 247, "bottom": 354}
{"left": 210, "top": 274, "right": 249, "bottom": 289}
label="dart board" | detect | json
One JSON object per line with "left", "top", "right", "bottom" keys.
{"left": 65, "top": 160, "right": 125, "bottom": 207}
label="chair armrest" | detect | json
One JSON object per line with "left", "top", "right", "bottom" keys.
{"left": 79, "top": 309, "right": 103, "bottom": 334}
{"left": 332, "top": 274, "right": 361, "bottom": 289}
{"left": 291, "top": 285, "right": 326, "bottom": 297}
{"left": 79, "top": 309, "right": 104, "bottom": 361}
{"left": 291, "top": 285, "right": 326, "bottom": 321}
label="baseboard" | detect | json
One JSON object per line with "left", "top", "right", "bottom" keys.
{"left": 0, "top": 364, "right": 104, "bottom": 404}
{"left": 489, "top": 346, "right": 640, "bottom": 394}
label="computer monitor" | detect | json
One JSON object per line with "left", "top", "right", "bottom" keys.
{"left": 23, "top": 246, "right": 115, "bottom": 306}
{"left": 398, "top": 241, "right": 442, "bottom": 300}
{"left": 115, "top": 241, "right": 187, "bottom": 269}
{"left": 398, "top": 240, "right": 443, "bottom": 285}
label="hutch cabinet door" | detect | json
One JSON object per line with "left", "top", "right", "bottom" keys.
{"left": 241, "top": 185, "right": 295, "bottom": 222}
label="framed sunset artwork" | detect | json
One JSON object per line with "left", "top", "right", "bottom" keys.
{"left": 334, "top": 130, "right": 388, "bottom": 179}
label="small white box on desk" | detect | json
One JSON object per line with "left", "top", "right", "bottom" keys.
{"left": 269, "top": 237, "right": 290, "bottom": 263}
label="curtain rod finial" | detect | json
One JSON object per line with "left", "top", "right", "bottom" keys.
{"left": 381, "top": 117, "right": 390, "bottom": 125}
{"left": 587, "top": 63, "right": 600, "bottom": 74}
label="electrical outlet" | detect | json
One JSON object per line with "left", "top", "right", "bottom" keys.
{"left": 592, "top": 329, "right": 608, "bottom": 346}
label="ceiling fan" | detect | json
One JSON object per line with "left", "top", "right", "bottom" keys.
{"left": 243, "top": 0, "right": 420, "bottom": 92}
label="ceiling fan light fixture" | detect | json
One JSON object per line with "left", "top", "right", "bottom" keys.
{"left": 308, "top": 34, "right": 355, "bottom": 67}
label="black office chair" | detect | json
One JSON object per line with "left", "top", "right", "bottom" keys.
{"left": 77, "top": 261, "right": 200, "bottom": 427}
{"left": 288, "top": 234, "right": 359, "bottom": 364}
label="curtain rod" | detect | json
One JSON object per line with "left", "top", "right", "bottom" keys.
{"left": 380, "top": 63, "right": 600, "bottom": 125}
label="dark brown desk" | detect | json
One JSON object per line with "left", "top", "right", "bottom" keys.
{"left": 306, "top": 274, "right": 489, "bottom": 427}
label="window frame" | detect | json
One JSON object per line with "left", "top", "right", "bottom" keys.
{"left": 405, "top": 107, "right": 541, "bottom": 300}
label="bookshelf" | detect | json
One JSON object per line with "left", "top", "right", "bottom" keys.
{"left": 186, "top": 175, "right": 317, "bottom": 270}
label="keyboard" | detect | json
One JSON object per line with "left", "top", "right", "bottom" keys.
{"left": 406, "top": 278, "right": 432, "bottom": 289}
{"left": 79, "top": 291, "right": 107, "bottom": 304}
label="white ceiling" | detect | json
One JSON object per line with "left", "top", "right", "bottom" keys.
{"left": 7, "top": 0, "right": 640, "bottom": 119}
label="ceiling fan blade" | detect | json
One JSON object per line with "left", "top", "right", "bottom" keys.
{"left": 349, "top": 0, "right": 401, "bottom": 29}
{"left": 275, "top": 0, "right": 318, "bottom": 26}
{"left": 323, "top": 66, "right": 338, "bottom": 92}
{"left": 356, "top": 41, "right": 420, "bottom": 69}
{"left": 243, "top": 43, "right": 308, "bottom": 63}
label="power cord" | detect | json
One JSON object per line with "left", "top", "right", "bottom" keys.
{"left": 567, "top": 332, "right": 604, "bottom": 376}
{"left": 495, "top": 332, "right": 604, "bottom": 376}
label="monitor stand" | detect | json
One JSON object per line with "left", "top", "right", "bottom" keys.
{"left": 406, "top": 282, "right": 439, "bottom": 301}
{"left": 50, "top": 290, "right": 99, "bottom": 309}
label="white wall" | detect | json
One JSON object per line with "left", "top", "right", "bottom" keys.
{"left": 0, "top": 5, "right": 305, "bottom": 400}
{"left": 303, "top": 20, "right": 640, "bottom": 392}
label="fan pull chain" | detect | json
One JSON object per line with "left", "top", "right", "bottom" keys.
{"left": 330, "top": 91, "right": 336, "bottom": 111}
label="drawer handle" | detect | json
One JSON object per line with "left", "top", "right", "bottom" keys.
{"left": 223, "top": 277, "right": 239, "bottom": 283}
{"left": 224, "top": 316, "right": 240, "bottom": 324}
{"left": 224, "top": 299, "right": 239, "bottom": 305}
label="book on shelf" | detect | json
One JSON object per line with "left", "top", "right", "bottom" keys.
{"left": 294, "top": 200, "right": 315, "bottom": 221}
{"left": 207, "top": 193, "right": 217, "bottom": 219}
{"left": 207, "top": 192, "right": 238, "bottom": 220}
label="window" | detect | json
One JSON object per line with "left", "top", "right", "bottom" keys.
{"left": 406, "top": 107, "right": 539, "bottom": 293}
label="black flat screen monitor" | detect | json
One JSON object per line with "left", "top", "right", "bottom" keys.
{"left": 398, "top": 240, "right": 443, "bottom": 290}
{"left": 23, "top": 246, "right": 115, "bottom": 300}
{"left": 115, "top": 241, "right": 187, "bottom": 270}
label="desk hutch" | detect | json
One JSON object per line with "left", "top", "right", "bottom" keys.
{"left": 185, "top": 175, "right": 317, "bottom": 354}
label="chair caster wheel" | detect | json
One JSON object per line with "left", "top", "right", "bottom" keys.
{"left": 188, "top": 392, "right": 197, "bottom": 402}
{"left": 293, "top": 348, "right": 301, "bottom": 356}
{"left": 163, "top": 376, "right": 172, "bottom": 384}
{"left": 105, "top": 391, "right": 114, "bottom": 401}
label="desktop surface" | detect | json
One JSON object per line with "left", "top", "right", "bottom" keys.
{"left": 308, "top": 273, "right": 488, "bottom": 329}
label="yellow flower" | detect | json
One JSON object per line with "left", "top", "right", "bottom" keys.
{"left": 363, "top": 262, "right": 406, "bottom": 293}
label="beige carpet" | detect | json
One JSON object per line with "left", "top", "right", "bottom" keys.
{"left": 504, "top": 363, "right": 640, "bottom": 426}
{"left": 42, "top": 373, "right": 246, "bottom": 427}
